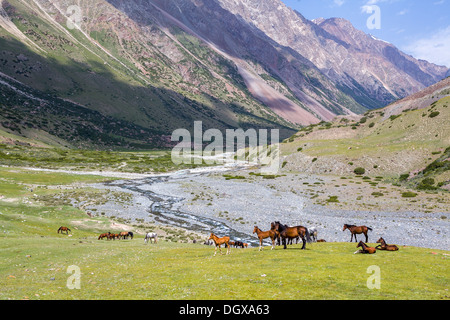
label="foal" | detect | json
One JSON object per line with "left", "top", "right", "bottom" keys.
{"left": 376, "top": 237, "right": 399, "bottom": 251}
{"left": 354, "top": 241, "right": 377, "bottom": 254}
{"left": 253, "top": 226, "right": 276, "bottom": 251}
{"left": 209, "top": 233, "right": 231, "bottom": 256}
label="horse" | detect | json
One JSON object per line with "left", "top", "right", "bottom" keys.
{"left": 98, "top": 232, "right": 111, "bottom": 240}
{"left": 343, "top": 224, "right": 373, "bottom": 242}
{"left": 128, "top": 231, "right": 134, "bottom": 239}
{"left": 208, "top": 233, "right": 231, "bottom": 256}
{"left": 118, "top": 231, "right": 130, "bottom": 240}
{"left": 144, "top": 232, "right": 158, "bottom": 244}
{"left": 308, "top": 227, "right": 318, "bottom": 242}
{"left": 376, "top": 237, "right": 399, "bottom": 251}
{"left": 234, "top": 241, "right": 244, "bottom": 248}
{"left": 272, "top": 221, "right": 311, "bottom": 250}
{"left": 57, "top": 226, "right": 71, "bottom": 235}
{"left": 354, "top": 241, "right": 377, "bottom": 254}
{"left": 253, "top": 226, "right": 276, "bottom": 251}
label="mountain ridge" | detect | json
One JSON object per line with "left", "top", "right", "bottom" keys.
{"left": 0, "top": 0, "right": 448, "bottom": 149}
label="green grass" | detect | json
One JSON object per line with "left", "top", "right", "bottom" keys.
{"left": 1, "top": 237, "right": 448, "bottom": 300}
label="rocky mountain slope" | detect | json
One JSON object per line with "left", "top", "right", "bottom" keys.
{"left": 0, "top": 0, "right": 448, "bottom": 148}
{"left": 280, "top": 77, "right": 450, "bottom": 190}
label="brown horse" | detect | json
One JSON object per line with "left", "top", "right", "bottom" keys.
{"left": 98, "top": 232, "right": 111, "bottom": 240}
{"left": 272, "top": 221, "right": 311, "bottom": 250}
{"left": 253, "top": 226, "right": 276, "bottom": 251}
{"left": 343, "top": 224, "right": 372, "bottom": 242}
{"left": 118, "top": 231, "right": 130, "bottom": 240}
{"left": 208, "top": 233, "right": 231, "bottom": 256}
{"left": 376, "top": 237, "right": 399, "bottom": 251}
{"left": 57, "top": 226, "right": 71, "bottom": 235}
{"left": 355, "top": 241, "right": 377, "bottom": 254}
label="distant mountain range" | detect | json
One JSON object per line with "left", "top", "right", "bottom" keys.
{"left": 0, "top": 0, "right": 448, "bottom": 148}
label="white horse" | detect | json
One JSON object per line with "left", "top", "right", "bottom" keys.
{"left": 307, "top": 227, "right": 318, "bottom": 242}
{"left": 144, "top": 232, "right": 158, "bottom": 244}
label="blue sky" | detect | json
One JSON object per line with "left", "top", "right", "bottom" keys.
{"left": 281, "top": 0, "right": 450, "bottom": 67}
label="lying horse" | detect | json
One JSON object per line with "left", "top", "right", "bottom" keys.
{"left": 376, "top": 237, "right": 399, "bottom": 251}
{"left": 57, "top": 226, "right": 71, "bottom": 235}
{"left": 354, "top": 241, "right": 377, "bottom": 254}
{"left": 144, "top": 232, "right": 158, "bottom": 244}
{"left": 272, "top": 221, "right": 311, "bottom": 250}
{"left": 209, "top": 233, "right": 231, "bottom": 256}
{"left": 343, "top": 224, "right": 372, "bottom": 243}
{"left": 253, "top": 226, "right": 276, "bottom": 251}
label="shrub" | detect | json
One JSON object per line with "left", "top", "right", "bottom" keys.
{"left": 327, "top": 196, "right": 339, "bottom": 203}
{"left": 399, "top": 173, "right": 410, "bottom": 181}
{"left": 429, "top": 111, "right": 440, "bottom": 118}
{"left": 312, "top": 158, "right": 318, "bottom": 163}
{"left": 368, "top": 122, "right": 375, "bottom": 128}
{"left": 371, "top": 192, "right": 384, "bottom": 197}
{"left": 402, "top": 191, "right": 417, "bottom": 198}
{"left": 353, "top": 167, "right": 366, "bottom": 175}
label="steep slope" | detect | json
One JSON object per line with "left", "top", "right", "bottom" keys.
{"left": 216, "top": 0, "right": 448, "bottom": 109}
{"left": 0, "top": 0, "right": 448, "bottom": 148}
{"left": 280, "top": 78, "right": 450, "bottom": 189}
{"left": 0, "top": 0, "right": 297, "bottom": 148}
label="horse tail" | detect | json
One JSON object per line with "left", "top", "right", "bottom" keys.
{"left": 367, "top": 227, "right": 373, "bottom": 231}
{"left": 305, "top": 228, "right": 312, "bottom": 243}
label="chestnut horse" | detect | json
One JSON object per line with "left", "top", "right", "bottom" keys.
{"left": 57, "top": 226, "right": 71, "bottom": 235}
{"left": 354, "top": 241, "right": 377, "bottom": 254}
{"left": 208, "top": 233, "right": 231, "bottom": 256}
{"left": 272, "top": 221, "right": 311, "bottom": 250}
{"left": 376, "top": 237, "right": 399, "bottom": 251}
{"left": 253, "top": 226, "right": 276, "bottom": 251}
{"left": 343, "top": 224, "right": 372, "bottom": 242}
{"left": 98, "top": 232, "right": 111, "bottom": 240}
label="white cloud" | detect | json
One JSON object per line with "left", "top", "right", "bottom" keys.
{"left": 402, "top": 26, "right": 450, "bottom": 67}
{"left": 333, "top": 0, "right": 345, "bottom": 7}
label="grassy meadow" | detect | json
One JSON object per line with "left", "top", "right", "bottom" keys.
{"left": 0, "top": 167, "right": 448, "bottom": 300}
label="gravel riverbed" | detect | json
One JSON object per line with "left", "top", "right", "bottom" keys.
{"left": 83, "top": 166, "right": 449, "bottom": 251}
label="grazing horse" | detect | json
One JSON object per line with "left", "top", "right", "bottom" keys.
{"left": 253, "top": 226, "right": 276, "bottom": 251}
{"left": 308, "top": 227, "right": 318, "bottom": 242}
{"left": 354, "top": 241, "right": 377, "bottom": 254}
{"left": 376, "top": 237, "right": 399, "bottom": 251}
{"left": 98, "top": 232, "right": 111, "bottom": 240}
{"left": 208, "top": 233, "right": 231, "bottom": 256}
{"left": 57, "top": 226, "right": 71, "bottom": 235}
{"left": 343, "top": 224, "right": 372, "bottom": 242}
{"left": 144, "top": 232, "right": 158, "bottom": 244}
{"left": 272, "top": 221, "right": 311, "bottom": 250}
{"left": 117, "top": 231, "right": 129, "bottom": 240}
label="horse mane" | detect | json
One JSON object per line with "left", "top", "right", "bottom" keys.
{"left": 345, "top": 224, "right": 357, "bottom": 228}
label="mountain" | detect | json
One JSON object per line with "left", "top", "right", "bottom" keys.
{"left": 0, "top": 0, "right": 448, "bottom": 149}
{"left": 280, "top": 77, "right": 450, "bottom": 189}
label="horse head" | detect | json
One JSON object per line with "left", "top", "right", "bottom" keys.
{"left": 376, "top": 237, "right": 384, "bottom": 243}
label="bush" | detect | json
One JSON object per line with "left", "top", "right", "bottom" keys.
{"left": 399, "top": 173, "right": 410, "bottom": 181}
{"left": 402, "top": 191, "right": 417, "bottom": 198}
{"left": 353, "top": 167, "right": 366, "bottom": 175}
{"left": 429, "top": 111, "right": 440, "bottom": 118}
{"left": 369, "top": 122, "right": 375, "bottom": 128}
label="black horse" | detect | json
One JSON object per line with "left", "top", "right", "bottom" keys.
{"left": 271, "top": 221, "right": 311, "bottom": 250}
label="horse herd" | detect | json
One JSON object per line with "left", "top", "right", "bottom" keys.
{"left": 209, "top": 221, "right": 399, "bottom": 256}
{"left": 57, "top": 221, "right": 399, "bottom": 256}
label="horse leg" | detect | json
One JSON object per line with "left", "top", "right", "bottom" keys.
{"left": 259, "top": 239, "right": 263, "bottom": 251}
{"left": 364, "top": 232, "right": 368, "bottom": 243}
{"left": 301, "top": 236, "right": 306, "bottom": 250}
